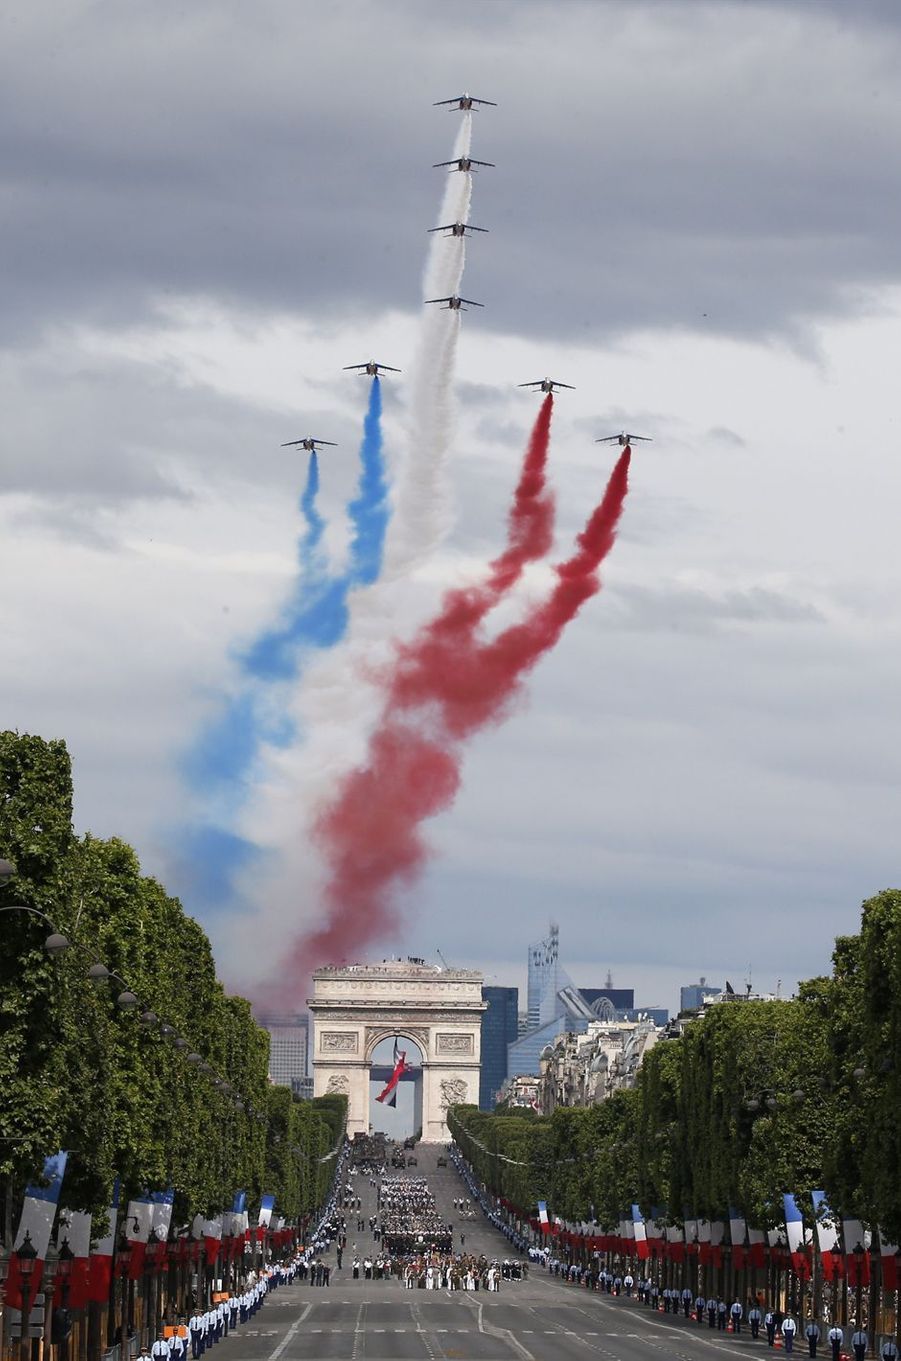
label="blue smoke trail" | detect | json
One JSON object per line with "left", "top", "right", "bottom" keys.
{"left": 243, "top": 378, "right": 388, "bottom": 678}
{"left": 175, "top": 380, "right": 389, "bottom": 909}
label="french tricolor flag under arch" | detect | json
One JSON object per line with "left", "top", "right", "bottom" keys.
{"left": 3, "top": 1150, "right": 68, "bottom": 1314}
{"left": 376, "top": 1037, "right": 407, "bottom": 1106}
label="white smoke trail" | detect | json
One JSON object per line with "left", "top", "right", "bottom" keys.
{"left": 221, "top": 115, "right": 482, "bottom": 983}
{"left": 383, "top": 111, "right": 473, "bottom": 576}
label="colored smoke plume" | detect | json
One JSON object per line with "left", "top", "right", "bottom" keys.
{"left": 245, "top": 378, "right": 388, "bottom": 677}
{"left": 176, "top": 380, "right": 388, "bottom": 909}
{"left": 383, "top": 111, "right": 474, "bottom": 576}
{"left": 250, "top": 112, "right": 482, "bottom": 868}
{"left": 274, "top": 441, "right": 631, "bottom": 992}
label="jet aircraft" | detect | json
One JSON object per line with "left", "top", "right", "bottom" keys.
{"left": 434, "top": 156, "right": 494, "bottom": 172}
{"left": 425, "top": 296, "right": 484, "bottom": 311}
{"left": 596, "top": 432, "right": 652, "bottom": 447}
{"left": 519, "top": 378, "right": 576, "bottom": 393}
{"left": 280, "top": 437, "right": 338, "bottom": 451}
{"left": 427, "top": 222, "right": 489, "bottom": 237}
{"left": 343, "top": 361, "right": 401, "bottom": 377}
{"left": 433, "top": 93, "right": 497, "bottom": 110}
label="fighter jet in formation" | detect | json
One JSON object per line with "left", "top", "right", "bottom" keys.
{"left": 280, "top": 437, "right": 338, "bottom": 451}
{"left": 434, "top": 93, "right": 497, "bottom": 111}
{"left": 519, "top": 378, "right": 576, "bottom": 394}
{"left": 428, "top": 222, "right": 489, "bottom": 238}
{"left": 434, "top": 156, "right": 494, "bottom": 173}
{"left": 343, "top": 361, "right": 401, "bottom": 377}
{"left": 596, "top": 432, "right": 652, "bottom": 447}
{"left": 425, "top": 296, "right": 484, "bottom": 312}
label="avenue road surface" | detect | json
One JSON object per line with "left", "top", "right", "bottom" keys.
{"left": 228, "top": 1145, "right": 772, "bottom": 1361}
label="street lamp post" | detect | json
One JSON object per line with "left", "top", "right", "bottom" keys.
{"left": 53, "top": 1238, "right": 75, "bottom": 1361}
{"left": 145, "top": 1227, "right": 161, "bottom": 1347}
{"left": 15, "top": 1229, "right": 39, "bottom": 1361}
{"left": 853, "top": 1242, "right": 865, "bottom": 1335}
{"left": 117, "top": 1232, "right": 134, "bottom": 1352}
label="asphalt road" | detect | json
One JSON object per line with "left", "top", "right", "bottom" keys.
{"left": 214, "top": 1146, "right": 785, "bottom": 1361}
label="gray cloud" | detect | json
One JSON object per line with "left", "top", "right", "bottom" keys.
{"left": 2, "top": 1, "right": 901, "bottom": 348}
{"left": 605, "top": 581, "right": 826, "bottom": 633}
{"left": 0, "top": 343, "right": 362, "bottom": 528}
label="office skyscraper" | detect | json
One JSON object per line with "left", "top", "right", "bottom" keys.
{"left": 480, "top": 986, "right": 519, "bottom": 1110}
{"left": 680, "top": 978, "right": 722, "bottom": 1012}
{"left": 259, "top": 1013, "right": 309, "bottom": 1096}
{"left": 527, "top": 924, "right": 560, "bottom": 1029}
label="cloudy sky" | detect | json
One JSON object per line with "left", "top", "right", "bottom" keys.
{"left": 4, "top": 0, "right": 901, "bottom": 1017}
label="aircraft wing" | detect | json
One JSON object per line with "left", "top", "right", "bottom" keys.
{"left": 594, "top": 436, "right": 620, "bottom": 444}
{"left": 315, "top": 440, "right": 338, "bottom": 447}
{"left": 470, "top": 159, "right": 495, "bottom": 167}
{"left": 280, "top": 440, "right": 305, "bottom": 447}
{"left": 343, "top": 364, "right": 366, "bottom": 371}
{"left": 555, "top": 382, "right": 576, "bottom": 390}
{"left": 433, "top": 98, "right": 461, "bottom": 106}
{"left": 458, "top": 298, "right": 485, "bottom": 308}
{"left": 433, "top": 161, "right": 457, "bottom": 169}
{"left": 379, "top": 365, "right": 401, "bottom": 372}
{"left": 631, "top": 436, "right": 653, "bottom": 442}
{"left": 425, "top": 297, "right": 453, "bottom": 305}
{"left": 517, "top": 381, "right": 542, "bottom": 388}
{"left": 467, "top": 225, "right": 489, "bottom": 232}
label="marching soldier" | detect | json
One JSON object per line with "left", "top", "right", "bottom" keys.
{"left": 718, "top": 1299, "right": 728, "bottom": 1331}
{"left": 708, "top": 1297, "right": 719, "bottom": 1328}
{"left": 749, "top": 1303, "right": 763, "bottom": 1339}
{"left": 851, "top": 1327, "right": 868, "bottom": 1361}
{"left": 151, "top": 1330, "right": 171, "bottom": 1359}
{"left": 731, "top": 1300, "right": 744, "bottom": 1334}
{"left": 683, "top": 1286, "right": 694, "bottom": 1318}
{"left": 881, "top": 1338, "right": 899, "bottom": 1361}
{"left": 828, "top": 1324, "right": 844, "bottom": 1361}
{"left": 188, "top": 1310, "right": 206, "bottom": 1359}
{"left": 782, "top": 1315, "right": 798, "bottom": 1354}
{"left": 765, "top": 1308, "right": 777, "bottom": 1346}
{"left": 805, "top": 1319, "right": 821, "bottom": 1357}
{"left": 696, "top": 1293, "right": 706, "bottom": 1324}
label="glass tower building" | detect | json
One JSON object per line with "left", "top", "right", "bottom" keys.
{"left": 480, "top": 986, "right": 519, "bottom": 1109}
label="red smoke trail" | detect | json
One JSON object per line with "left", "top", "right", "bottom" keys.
{"left": 392, "top": 391, "right": 555, "bottom": 663}
{"left": 392, "top": 444, "right": 631, "bottom": 738}
{"left": 281, "top": 443, "right": 631, "bottom": 987}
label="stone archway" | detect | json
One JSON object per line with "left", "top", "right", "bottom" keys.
{"left": 309, "top": 961, "right": 486, "bottom": 1141}
{"left": 368, "top": 1031, "right": 425, "bottom": 1140}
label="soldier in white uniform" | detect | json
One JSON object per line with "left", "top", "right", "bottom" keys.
{"left": 851, "top": 1328, "right": 868, "bottom": 1361}
{"left": 828, "top": 1325, "right": 844, "bottom": 1361}
{"left": 805, "top": 1319, "right": 821, "bottom": 1357}
{"left": 188, "top": 1310, "right": 206, "bottom": 1359}
{"left": 151, "top": 1334, "right": 170, "bottom": 1360}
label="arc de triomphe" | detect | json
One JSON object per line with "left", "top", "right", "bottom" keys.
{"left": 309, "top": 962, "right": 486, "bottom": 1141}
